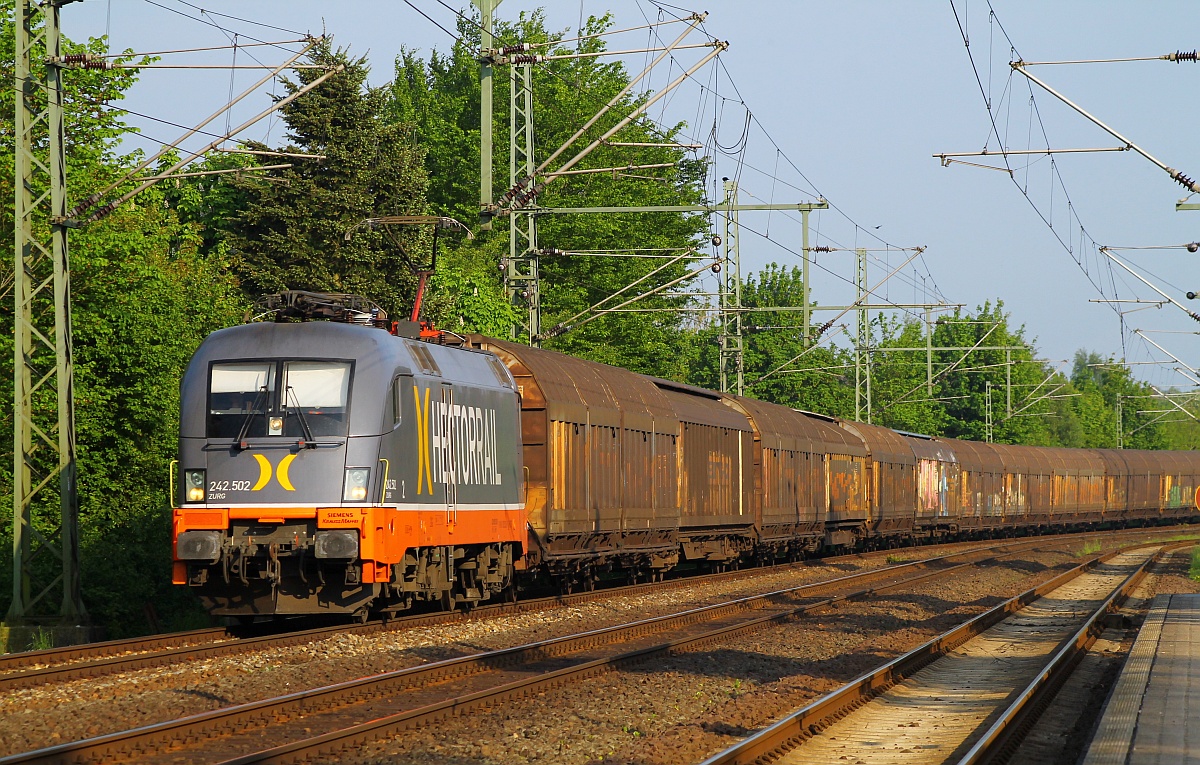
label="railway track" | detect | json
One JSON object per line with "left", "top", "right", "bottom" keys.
{"left": 699, "top": 541, "right": 1188, "bottom": 765}
{"left": 0, "top": 553, "right": 852, "bottom": 690}
{"left": 0, "top": 533, "right": 1129, "bottom": 765}
{"left": 0, "top": 532, "right": 1122, "bottom": 692}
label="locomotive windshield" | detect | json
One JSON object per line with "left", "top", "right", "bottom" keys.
{"left": 207, "top": 360, "right": 352, "bottom": 439}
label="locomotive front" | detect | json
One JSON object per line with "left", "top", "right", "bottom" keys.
{"left": 171, "top": 314, "right": 526, "bottom": 618}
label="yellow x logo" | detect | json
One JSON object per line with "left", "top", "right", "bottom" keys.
{"left": 251, "top": 453, "right": 297, "bottom": 491}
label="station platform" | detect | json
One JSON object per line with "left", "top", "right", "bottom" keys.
{"left": 1083, "top": 593, "right": 1200, "bottom": 765}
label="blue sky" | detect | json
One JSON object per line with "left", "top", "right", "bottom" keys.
{"left": 63, "top": 1, "right": 1200, "bottom": 387}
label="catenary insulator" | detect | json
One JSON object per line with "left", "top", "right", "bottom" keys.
{"left": 58, "top": 54, "right": 109, "bottom": 69}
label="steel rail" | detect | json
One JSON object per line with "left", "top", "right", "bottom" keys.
{"left": 0, "top": 550, "right": 897, "bottom": 688}
{"left": 952, "top": 544, "right": 1184, "bottom": 765}
{"left": 0, "top": 550, "right": 835, "bottom": 686}
{"left": 0, "top": 627, "right": 233, "bottom": 674}
{"left": 697, "top": 541, "right": 1187, "bottom": 765}
{"left": 0, "top": 535, "right": 1053, "bottom": 690}
{"left": 0, "top": 535, "right": 1115, "bottom": 765}
{"left": 0, "top": 528, "right": 1176, "bottom": 692}
{"left": 209, "top": 539, "right": 1125, "bottom": 765}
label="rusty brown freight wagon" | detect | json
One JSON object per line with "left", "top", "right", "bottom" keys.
{"left": 654, "top": 380, "right": 756, "bottom": 564}
{"left": 722, "top": 396, "right": 866, "bottom": 558}
{"left": 788, "top": 411, "right": 869, "bottom": 548}
{"left": 1001, "top": 444, "right": 1052, "bottom": 526}
{"left": 1119, "top": 449, "right": 1200, "bottom": 523}
{"left": 838, "top": 421, "right": 917, "bottom": 542}
{"left": 901, "top": 433, "right": 960, "bottom": 537}
{"left": 1050, "top": 447, "right": 1106, "bottom": 525}
{"left": 937, "top": 438, "right": 1006, "bottom": 532}
{"left": 475, "top": 338, "right": 684, "bottom": 581}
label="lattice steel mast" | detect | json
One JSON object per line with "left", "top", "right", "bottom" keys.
{"left": 507, "top": 60, "right": 540, "bottom": 343}
{"left": 7, "top": 0, "right": 87, "bottom": 628}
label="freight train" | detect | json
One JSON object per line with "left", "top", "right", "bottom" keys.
{"left": 172, "top": 292, "right": 1200, "bottom": 619}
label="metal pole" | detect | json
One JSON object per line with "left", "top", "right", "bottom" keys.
{"left": 856, "top": 248, "right": 870, "bottom": 422}
{"left": 528, "top": 44, "right": 726, "bottom": 198}
{"left": 1011, "top": 62, "right": 1200, "bottom": 194}
{"left": 531, "top": 14, "right": 705, "bottom": 179}
{"left": 802, "top": 209, "right": 810, "bottom": 347}
{"left": 1116, "top": 397, "right": 1123, "bottom": 448}
{"left": 1005, "top": 348, "right": 1012, "bottom": 417}
{"left": 715, "top": 179, "right": 744, "bottom": 395}
{"left": 8, "top": 0, "right": 87, "bottom": 630}
{"left": 474, "top": 0, "right": 499, "bottom": 226}
{"left": 10, "top": 0, "right": 34, "bottom": 625}
{"left": 48, "top": 3, "right": 82, "bottom": 624}
{"left": 925, "top": 306, "right": 933, "bottom": 396}
{"left": 985, "top": 381, "right": 994, "bottom": 443}
{"left": 507, "top": 62, "right": 539, "bottom": 343}
{"left": 719, "top": 184, "right": 729, "bottom": 394}
{"left": 718, "top": 180, "right": 744, "bottom": 396}
{"left": 507, "top": 60, "right": 519, "bottom": 339}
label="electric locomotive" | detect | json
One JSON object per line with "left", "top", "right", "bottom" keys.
{"left": 172, "top": 292, "right": 525, "bottom": 618}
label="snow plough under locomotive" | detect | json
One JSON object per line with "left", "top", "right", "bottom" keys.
{"left": 172, "top": 292, "right": 1200, "bottom": 619}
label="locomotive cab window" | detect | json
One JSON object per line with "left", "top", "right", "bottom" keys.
{"left": 207, "top": 360, "right": 352, "bottom": 439}
{"left": 207, "top": 362, "right": 276, "bottom": 439}
{"left": 281, "top": 361, "right": 351, "bottom": 437}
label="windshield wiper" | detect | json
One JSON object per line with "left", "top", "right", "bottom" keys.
{"left": 286, "top": 386, "right": 315, "bottom": 444}
{"left": 234, "top": 386, "right": 270, "bottom": 447}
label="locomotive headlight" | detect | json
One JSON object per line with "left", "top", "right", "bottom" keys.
{"left": 184, "top": 469, "right": 206, "bottom": 503}
{"left": 343, "top": 468, "right": 371, "bottom": 502}
{"left": 268, "top": 416, "right": 284, "bottom": 435}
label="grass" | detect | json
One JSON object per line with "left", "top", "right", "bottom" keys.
{"left": 885, "top": 554, "right": 910, "bottom": 565}
{"left": 1189, "top": 547, "right": 1200, "bottom": 583}
{"left": 1166, "top": 533, "right": 1200, "bottom": 543}
{"left": 1075, "top": 540, "right": 1103, "bottom": 558}
{"left": 29, "top": 628, "right": 54, "bottom": 652}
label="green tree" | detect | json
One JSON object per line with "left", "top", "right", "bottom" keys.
{"left": 920, "top": 302, "right": 1050, "bottom": 444}
{"left": 222, "top": 41, "right": 430, "bottom": 317}
{"left": 67, "top": 190, "right": 243, "bottom": 634}
{"left": 1069, "top": 350, "right": 1166, "bottom": 450}
{"left": 390, "top": 12, "right": 709, "bottom": 378}
{"left": 688, "top": 264, "right": 853, "bottom": 417}
{"left": 872, "top": 316, "right": 949, "bottom": 436}
{"left": 1160, "top": 392, "right": 1200, "bottom": 450}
